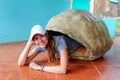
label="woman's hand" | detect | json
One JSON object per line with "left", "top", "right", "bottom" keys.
{"left": 28, "top": 37, "right": 35, "bottom": 46}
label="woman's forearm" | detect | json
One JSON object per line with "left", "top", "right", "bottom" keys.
{"left": 18, "top": 41, "right": 33, "bottom": 66}
{"left": 43, "top": 65, "right": 67, "bottom": 74}
{"left": 29, "top": 62, "right": 67, "bottom": 74}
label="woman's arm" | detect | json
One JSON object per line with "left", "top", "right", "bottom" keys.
{"left": 29, "top": 48, "right": 68, "bottom": 74}
{"left": 18, "top": 41, "right": 38, "bottom": 66}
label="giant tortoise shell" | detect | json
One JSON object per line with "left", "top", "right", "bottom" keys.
{"left": 45, "top": 10, "right": 113, "bottom": 60}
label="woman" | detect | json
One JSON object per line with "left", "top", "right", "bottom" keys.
{"left": 18, "top": 25, "right": 82, "bottom": 74}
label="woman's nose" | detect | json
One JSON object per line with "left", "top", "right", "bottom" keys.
{"left": 37, "top": 38, "right": 43, "bottom": 44}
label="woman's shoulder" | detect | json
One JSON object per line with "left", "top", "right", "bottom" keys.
{"left": 34, "top": 46, "right": 47, "bottom": 53}
{"left": 52, "top": 35, "right": 66, "bottom": 41}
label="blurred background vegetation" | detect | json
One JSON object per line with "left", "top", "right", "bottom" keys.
{"left": 116, "top": 19, "right": 120, "bottom": 28}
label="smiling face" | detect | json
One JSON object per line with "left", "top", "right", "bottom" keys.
{"left": 33, "top": 33, "right": 48, "bottom": 48}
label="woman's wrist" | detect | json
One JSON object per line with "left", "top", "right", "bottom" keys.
{"left": 26, "top": 41, "right": 33, "bottom": 48}
{"left": 27, "top": 40, "right": 33, "bottom": 45}
{"left": 39, "top": 64, "right": 44, "bottom": 71}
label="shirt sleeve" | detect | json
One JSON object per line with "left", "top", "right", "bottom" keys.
{"left": 34, "top": 46, "right": 47, "bottom": 53}
{"left": 57, "top": 37, "right": 68, "bottom": 52}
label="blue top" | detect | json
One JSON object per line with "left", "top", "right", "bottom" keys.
{"left": 34, "top": 35, "right": 82, "bottom": 57}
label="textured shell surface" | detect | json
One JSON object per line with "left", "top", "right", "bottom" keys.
{"left": 46, "top": 10, "right": 113, "bottom": 60}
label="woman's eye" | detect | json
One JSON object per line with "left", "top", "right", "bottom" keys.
{"left": 34, "top": 38, "right": 38, "bottom": 41}
{"left": 41, "top": 35, "right": 45, "bottom": 37}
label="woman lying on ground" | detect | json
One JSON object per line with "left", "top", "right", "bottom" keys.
{"left": 18, "top": 25, "right": 85, "bottom": 74}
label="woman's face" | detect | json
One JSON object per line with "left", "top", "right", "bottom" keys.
{"left": 33, "top": 33, "right": 48, "bottom": 48}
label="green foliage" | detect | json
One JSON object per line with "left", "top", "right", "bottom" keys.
{"left": 116, "top": 20, "right": 120, "bottom": 28}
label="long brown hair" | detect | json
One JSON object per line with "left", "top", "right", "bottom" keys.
{"left": 46, "top": 33, "right": 57, "bottom": 64}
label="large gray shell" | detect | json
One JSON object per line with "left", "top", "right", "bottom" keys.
{"left": 45, "top": 10, "right": 113, "bottom": 60}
